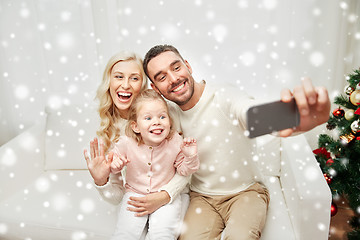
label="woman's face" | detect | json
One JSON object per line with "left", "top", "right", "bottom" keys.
{"left": 109, "top": 60, "right": 144, "bottom": 118}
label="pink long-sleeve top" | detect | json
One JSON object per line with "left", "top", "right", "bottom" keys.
{"left": 112, "top": 132, "right": 199, "bottom": 195}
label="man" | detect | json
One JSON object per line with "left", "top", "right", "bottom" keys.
{"left": 141, "top": 44, "right": 330, "bottom": 239}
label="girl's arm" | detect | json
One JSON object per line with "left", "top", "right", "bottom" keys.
{"left": 175, "top": 137, "right": 200, "bottom": 176}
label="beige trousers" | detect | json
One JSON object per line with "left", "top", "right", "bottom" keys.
{"left": 179, "top": 182, "right": 270, "bottom": 240}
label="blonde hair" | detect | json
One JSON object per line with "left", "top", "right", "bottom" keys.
{"left": 125, "top": 89, "right": 175, "bottom": 144}
{"left": 96, "top": 51, "right": 148, "bottom": 151}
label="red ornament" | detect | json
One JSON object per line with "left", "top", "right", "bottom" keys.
{"left": 324, "top": 173, "right": 332, "bottom": 184}
{"left": 332, "top": 108, "right": 344, "bottom": 118}
{"left": 313, "top": 147, "right": 331, "bottom": 159}
{"left": 326, "top": 159, "right": 334, "bottom": 166}
{"left": 355, "top": 107, "right": 360, "bottom": 115}
{"left": 331, "top": 202, "right": 338, "bottom": 217}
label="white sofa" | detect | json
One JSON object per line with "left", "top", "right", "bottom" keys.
{"left": 0, "top": 104, "right": 332, "bottom": 240}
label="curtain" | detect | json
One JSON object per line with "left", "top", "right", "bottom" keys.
{"left": 1, "top": 0, "right": 359, "bottom": 146}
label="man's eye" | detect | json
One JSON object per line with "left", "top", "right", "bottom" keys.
{"left": 174, "top": 66, "right": 180, "bottom": 71}
{"left": 158, "top": 75, "right": 166, "bottom": 81}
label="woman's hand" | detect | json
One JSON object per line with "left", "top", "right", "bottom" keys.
{"left": 83, "top": 137, "right": 113, "bottom": 186}
{"left": 127, "top": 191, "right": 171, "bottom": 216}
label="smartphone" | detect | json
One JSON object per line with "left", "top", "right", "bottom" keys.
{"left": 246, "top": 98, "right": 300, "bottom": 138}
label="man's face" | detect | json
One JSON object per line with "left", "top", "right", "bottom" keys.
{"left": 147, "top": 51, "right": 195, "bottom": 106}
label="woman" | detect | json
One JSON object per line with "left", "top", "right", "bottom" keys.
{"left": 83, "top": 51, "right": 189, "bottom": 225}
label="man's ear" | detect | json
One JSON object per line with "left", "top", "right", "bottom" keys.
{"left": 184, "top": 60, "right": 193, "bottom": 74}
{"left": 131, "top": 121, "right": 140, "bottom": 133}
{"left": 151, "top": 83, "right": 161, "bottom": 95}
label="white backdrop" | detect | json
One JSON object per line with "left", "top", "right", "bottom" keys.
{"left": 1, "top": 0, "right": 360, "bottom": 146}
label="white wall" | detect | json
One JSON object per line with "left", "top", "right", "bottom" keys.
{"left": 1, "top": 0, "right": 360, "bottom": 146}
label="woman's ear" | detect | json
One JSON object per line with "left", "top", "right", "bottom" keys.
{"left": 131, "top": 121, "right": 140, "bottom": 133}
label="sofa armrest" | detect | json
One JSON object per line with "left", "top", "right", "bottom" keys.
{"left": 0, "top": 119, "right": 46, "bottom": 201}
{"left": 279, "top": 134, "right": 331, "bottom": 240}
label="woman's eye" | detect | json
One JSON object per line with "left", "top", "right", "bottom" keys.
{"left": 131, "top": 76, "right": 140, "bottom": 81}
{"left": 115, "top": 75, "right": 123, "bottom": 79}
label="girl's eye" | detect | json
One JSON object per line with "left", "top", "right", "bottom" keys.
{"left": 145, "top": 117, "right": 151, "bottom": 120}
{"left": 160, "top": 116, "right": 166, "bottom": 119}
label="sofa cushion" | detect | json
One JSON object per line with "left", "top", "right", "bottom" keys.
{"left": 0, "top": 170, "right": 117, "bottom": 239}
{"left": 261, "top": 175, "right": 295, "bottom": 239}
{"left": 254, "top": 134, "right": 281, "bottom": 176}
{"left": 45, "top": 105, "right": 99, "bottom": 170}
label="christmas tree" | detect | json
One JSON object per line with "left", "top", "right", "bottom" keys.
{"left": 313, "top": 68, "right": 360, "bottom": 239}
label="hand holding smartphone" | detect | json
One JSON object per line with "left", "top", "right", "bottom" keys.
{"left": 246, "top": 98, "right": 300, "bottom": 138}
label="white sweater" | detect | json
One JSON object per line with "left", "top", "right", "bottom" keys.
{"left": 169, "top": 81, "right": 264, "bottom": 195}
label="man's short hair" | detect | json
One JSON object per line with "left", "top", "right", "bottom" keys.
{"left": 143, "top": 44, "right": 184, "bottom": 80}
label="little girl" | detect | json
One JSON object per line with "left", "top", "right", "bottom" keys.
{"left": 109, "top": 89, "right": 199, "bottom": 240}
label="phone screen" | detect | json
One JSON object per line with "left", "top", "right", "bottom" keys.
{"left": 246, "top": 98, "right": 300, "bottom": 138}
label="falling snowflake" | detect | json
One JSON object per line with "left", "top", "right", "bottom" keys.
{"left": 80, "top": 198, "right": 95, "bottom": 213}
{"left": 309, "top": 51, "right": 325, "bottom": 67}
{"left": 304, "top": 166, "right": 319, "bottom": 181}
{"left": 212, "top": 24, "right": 228, "bottom": 43}
{"left": 71, "top": 231, "right": 87, "bottom": 240}
{"left": 14, "top": 85, "right": 30, "bottom": 100}
{"left": 195, "top": 207, "right": 202, "bottom": 214}
{"left": 1, "top": 148, "right": 17, "bottom": 166}
{"left": 0, "top": 223, "right": 8, "bottom": 234}
{"left": 35, "top": 177, "right": 51, "bottom": 192}
{"left": 239, "top": 52, "right": 256, "bottom": 66}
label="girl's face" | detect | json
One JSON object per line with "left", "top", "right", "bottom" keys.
{"left": 131, "top": 99, "right": 171, "bottom": 146}
{"left": 109, "top": 60, "right": 143, "bottom": 118}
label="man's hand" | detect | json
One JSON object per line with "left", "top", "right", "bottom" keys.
{"left": 127, "top": 191, "right": 171, "bottom": 217}
{"left": 279, "top": 77, "right": 330, "bottom": 137}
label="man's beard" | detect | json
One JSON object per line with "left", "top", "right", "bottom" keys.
{"left": 162, "top": 78, "right": 194, "bottom": 106}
